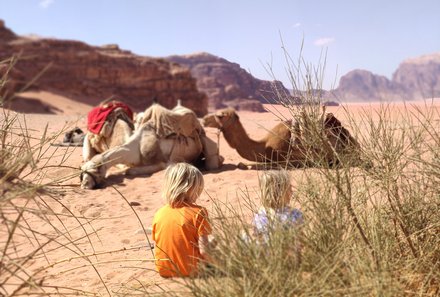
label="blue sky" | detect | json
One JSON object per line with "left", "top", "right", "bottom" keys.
{"left": 1, "top": 0, "right": 439, "bottom": 89}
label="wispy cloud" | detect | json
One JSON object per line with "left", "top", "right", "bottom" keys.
{"left": 292, "top": 22, "right": 301, "bottom": 28}
{"left": 314, "top": 37, "right": 335, "bottom": 46}
{"left": 39, "top": 0, "right": 55, "bottom": 9}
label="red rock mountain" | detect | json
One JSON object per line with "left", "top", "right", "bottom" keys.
{"left": 0, "top": 20, "right": 207, "bottom": 115}
{"left": 167, "top": 52, "right": 292, "bottom": 111}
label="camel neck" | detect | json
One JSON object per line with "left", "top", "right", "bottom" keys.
{"left": 221, "top": 119, "right": 266, "bottom": 161}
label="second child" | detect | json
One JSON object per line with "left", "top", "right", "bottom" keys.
{"left": 253, "top": 170, "right": 303, "bottom": 244}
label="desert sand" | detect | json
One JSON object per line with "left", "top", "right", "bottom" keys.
{"left": 3, "top": 91, "right": 439, "bottom": 295}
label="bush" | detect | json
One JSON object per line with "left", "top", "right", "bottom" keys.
{"left": 179, "top": 51, "right": 440, "bottom": 296}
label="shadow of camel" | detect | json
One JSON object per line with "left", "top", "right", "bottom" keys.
{"left": 201, "top": 163, "right": 238, "bottom": 174}
{"left": 99, "top": 174, "right": 127, "bottom": 189}
{"left": 93, "top": 162, "right": 241, "bottom": 189}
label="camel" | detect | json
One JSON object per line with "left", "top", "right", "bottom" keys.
{"left": 80, "top": 103, "right": 223, "bottom": 189}
{"left": 202, "top": 107, "right": 365, "bottom": 168}
{"left": 82, "top": 102, "right": 134, "bottom": 162}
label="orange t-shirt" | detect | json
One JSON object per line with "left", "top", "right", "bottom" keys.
{"left": 152, "top": 203, "right": 211, "bottom": 277}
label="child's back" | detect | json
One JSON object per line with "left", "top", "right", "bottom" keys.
{"left": 254, "top": 206, "right": 303, "bottom": 235}
{"left": 153, "top": 203, "right": 210, "bottom": 277}
{"left": 152, "top": 163, "right": 211, "bottom": 277}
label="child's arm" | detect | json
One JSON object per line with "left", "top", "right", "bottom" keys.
{"left": 199, "top": 234, "right": 210, "bottom": 257}
{"left": 196, "top": 207, "right": 215, "bottom": 261}
{"left": 198, "top": 234, "right": 213, "bottom": 265}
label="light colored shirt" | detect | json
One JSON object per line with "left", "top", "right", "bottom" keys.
{"left": 253, "top": 206, "right": 303, "bottom": 241}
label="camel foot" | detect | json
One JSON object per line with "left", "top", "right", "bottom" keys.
{"left": 237, "top": 162, "right": 249, "bottom": 170}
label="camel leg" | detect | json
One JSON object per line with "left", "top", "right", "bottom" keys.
{"left": 82, "top": 133, "right": 97, "bottom": 162}
{"left": 100, "top": 142, "right": 142, "bottom": 173}
{"left": 201, "top": 135, "right": 223, "bottom": 170}
{"left": 125, "top": 162, "right": 167, "bottom": 176}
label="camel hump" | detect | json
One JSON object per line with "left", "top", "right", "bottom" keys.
{"left": 140, "top": 103, "right": 202, "bottom": 139}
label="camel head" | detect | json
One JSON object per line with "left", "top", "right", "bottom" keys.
{"left": 80, "top": 155, "right": 106, "bottom": 189}
{"left": 202, "top": 108, "right": 239, "bottom": 130}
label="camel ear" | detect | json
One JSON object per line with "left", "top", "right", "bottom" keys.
{"left": 224, "top": 108, "right": 239, "bottom": 120}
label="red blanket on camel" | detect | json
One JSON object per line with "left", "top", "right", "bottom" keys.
{"left": 87, "top": 102, "right": 133, "bottom": 134}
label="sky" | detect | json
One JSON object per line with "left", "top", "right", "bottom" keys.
{"left": 0, "top": 0, "right": 439, "bottom": 90}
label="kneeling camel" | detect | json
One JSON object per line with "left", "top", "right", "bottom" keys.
{"left": 202, "top": 107, "right": 365, "bottom": 168}
{"left": 81, "top": 103, "right": 223, "bottom": 189}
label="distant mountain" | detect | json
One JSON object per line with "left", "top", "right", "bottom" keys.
{"left": 333, "top": 52, "right": 440, "bottom": 101}
{"left": 392, "top": 53, "right": 440, "bottom": 99}
{"left": 168, "top": 51, "right": 440, "bottom": 105}
{"left": 334, "top": 69, "right": 405, "bottom": 101}
{"left": 167, "top": 52, "right": 293, "bottom": 111}
{"left": 0, "top": 20, "right": 207, "bottom": 115}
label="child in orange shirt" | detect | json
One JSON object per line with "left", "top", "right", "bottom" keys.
{"left": 152, "top": 163, "right": 212, "bottom": 277}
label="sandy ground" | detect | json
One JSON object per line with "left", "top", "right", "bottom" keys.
{"left": 2, "top": 91, "right": 440, "bottom": 296}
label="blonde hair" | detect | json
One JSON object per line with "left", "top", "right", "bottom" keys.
{"left": 162, "top": 163, "right": 204, "bottom": 208}
{"left": 259, "top": 170, "right": 292, "bottom": 209}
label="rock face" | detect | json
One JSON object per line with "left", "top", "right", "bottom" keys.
{"left": 167, "top": 52, "right": 291, "bottom": 110}
{"left": 0, "top": 20, "right": 16, "bottom": 42}
{"left": 334, "top": 52, "right": 440, "bottom": 101}
{"left": 0, "top": 21, "right": 207, "bottom": 115}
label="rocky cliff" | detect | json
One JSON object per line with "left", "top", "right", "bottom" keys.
{"left": 0, "top": 20, "right": 207, "bottom": 115}
{"left": 167, "top": 52, "right": 292, "bottom": 111}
